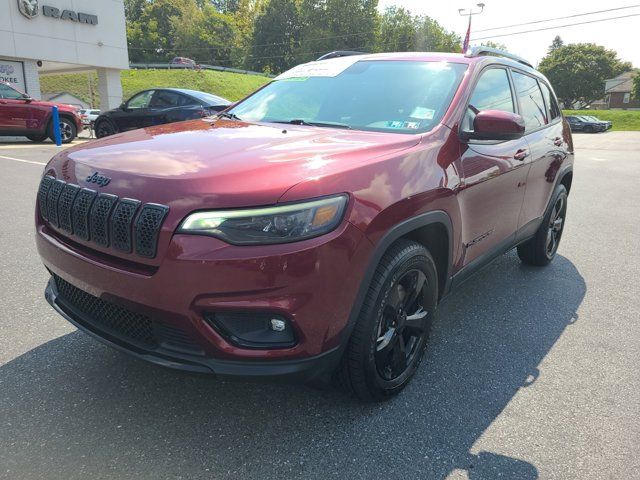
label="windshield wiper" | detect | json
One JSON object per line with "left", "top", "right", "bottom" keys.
{"left": 217, "top": 111, "right": 242, "bottom": 121}
{"left": 275, "top": 119, "right": 352, "bottom": 130}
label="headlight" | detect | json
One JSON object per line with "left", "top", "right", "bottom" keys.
{"left": 178, "top": 194, "right": 348, "bottom": 245}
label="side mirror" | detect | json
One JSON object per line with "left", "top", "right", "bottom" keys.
{"left": 22, "top": 94, "right": 33, "bottom": 102}
{"left": 465, "top": 110, "right": 525, "bottom": 141}
{"left": 119, "top": 102, "right": 127, "bottom": 111}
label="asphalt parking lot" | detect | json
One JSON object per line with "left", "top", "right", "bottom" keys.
{"left": 1, "top": 131, "right": 639, "bottom": 479}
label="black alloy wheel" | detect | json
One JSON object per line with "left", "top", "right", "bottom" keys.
{"left": 545, "top": 194, "right": 566, "bottom": 260}
{"left": 517, "top": 184, "right": 568, "bottom": 266}
{"left": 375, "top": 269, "right": 429, "bottom": 381}
{"left": 95, "top": 120, "right": 116, "bottom": 139}
{"left": 335, "top": 240, "right": 438, "bottom": 401}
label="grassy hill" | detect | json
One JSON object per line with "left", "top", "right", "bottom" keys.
{"left": 563, "top": 110, "right": 640, "bottom": 131}
{"left": 40, "top": 69, "right": 271, "bottom": 108}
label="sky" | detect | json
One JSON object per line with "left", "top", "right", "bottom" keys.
{"left": 377, "top": 0, "right": 640, "bottom": 68}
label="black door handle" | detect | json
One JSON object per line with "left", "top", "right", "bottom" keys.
{"left": 514, "top": 149, "right": 528, "bottom": 161}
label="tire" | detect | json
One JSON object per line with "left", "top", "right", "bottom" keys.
{"left": 26, "top": 134, "right": 47, "bottom": 142}
{"left": 48, "top": 117, "right": 77, "bottom": 144}
{"left": 95, "top": 119, "right": 116, "bottom": 139}
{"left": 335, "top": 240, "right": 438, "bottom": 402}
{"left": 517, "top": 184, "right": 568, "bottom": 266}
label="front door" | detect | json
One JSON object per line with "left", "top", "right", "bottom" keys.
{"left": 0, "top": 83, "right": 30, "bottom": 133}
{"left": 457, "top": 66, "right": 530, "bottom": 267}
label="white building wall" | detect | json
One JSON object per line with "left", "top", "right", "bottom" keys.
{"left": 22, "top": 59, "right": 41, "bottom": 98}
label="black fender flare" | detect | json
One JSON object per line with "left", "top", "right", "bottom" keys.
{"left": 339, "top": 210, "right": 453, "bottom": 346}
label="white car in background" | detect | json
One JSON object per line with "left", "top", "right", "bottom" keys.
{"left": 78, "top": 109, "right": 101, "bottom": 126}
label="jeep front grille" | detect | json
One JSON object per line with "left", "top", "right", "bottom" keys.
{"left": 37, "top": 175, "right": 168, "bottom": 258}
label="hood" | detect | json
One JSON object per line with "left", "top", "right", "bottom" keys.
{"left": 51, "top": 118, "right": 420, "bottom": 211}
{"left": 34, "top": 100, "right": 78, "bottom": 113}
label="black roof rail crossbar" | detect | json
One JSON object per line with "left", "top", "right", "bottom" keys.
{"left": 465, "top": 46, "right": 533, "bottom": 68}
{"left": 316, "top": 51, "right": 366, "bottom": 61}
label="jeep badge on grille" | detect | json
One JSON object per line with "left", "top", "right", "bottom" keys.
{"left": 86, "top": 172, "right": 111, "bottom": 187}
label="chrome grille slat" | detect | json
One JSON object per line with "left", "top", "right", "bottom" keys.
{"left": 37, "top": 176, "right": 168, "bottom": 259}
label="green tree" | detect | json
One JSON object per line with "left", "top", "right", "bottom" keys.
{"left": 376, "top": 7, "right": 416, "bottom": 52}
{"left": 480, "top": 41, "right": 508, "bottom": 51}
{"left": 633, "top": 73, "right": 640, "bottom": 100}
{"left": 298, "top": 0, "right": 379, "bottom": 63}
{"left": 538, "top": 43, "right": 631, "bottom": 106}
{"left": 248, "top": 0, "right": 300, "bottom": 73}
{"left": 549, "top": 35, "right": 563, "bottom": 53}
{"left": 375, "top": 6, "right": 460, "bottom": 54}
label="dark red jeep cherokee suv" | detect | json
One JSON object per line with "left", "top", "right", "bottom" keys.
{"left": 36, "top": 49, "right": 574, "bottom": 401}
{"left": 0, "top": 82, "right": 82, "bottom": 143}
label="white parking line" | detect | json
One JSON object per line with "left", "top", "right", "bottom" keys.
{"left": 0, "top": 155, "right": 46, "bottom": 166}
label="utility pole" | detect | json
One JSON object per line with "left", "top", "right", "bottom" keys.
{"left": 458, "top": 3, "right": 485, "bottom": 53}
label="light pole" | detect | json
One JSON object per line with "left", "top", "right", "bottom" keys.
{"left": 458, "top": 3, "right": 485, "bottom": 53}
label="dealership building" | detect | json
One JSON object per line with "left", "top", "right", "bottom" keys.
{"left": 0, "top": 0, "right": 128, "bottom": 110}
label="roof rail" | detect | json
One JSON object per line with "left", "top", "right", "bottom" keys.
{"left": 465, "top": 46, "right": 533, "bottom": 68}
{"left": 316, "top": 50, "right": 366, "bottom": 61}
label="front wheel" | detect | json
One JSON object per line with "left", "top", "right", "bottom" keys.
{"left": 49, "top": 117, "right": 77, "bottom": 144}
{"left": 517, "top": 184, "right": 568, "bottom": 266}
{"left": 335, "top": 240, "right": 438, "bottom": 402}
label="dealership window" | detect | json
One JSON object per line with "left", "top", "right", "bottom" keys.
{"left": 0, "top": 83, "right": 24, "bottom": 100}
{"left": 623, "top": 93, "right": 631, "bottom": 104}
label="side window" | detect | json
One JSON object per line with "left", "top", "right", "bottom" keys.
{"left": 463, "top": 68, "right": 514, "bottom": 132}
{"left": 540, "top": 82, "right": 561, "bottom": 121}
{"left": 0, "top": 84, "right": 24, "bottom": 100}
{"left": 512, "top": 72, "right": 548, "bottom": 131}
{"left": 127, "top": 90, "right": 154, "bottom": 109}
{"left": 150, "top": 90, "right": 183, "bottom": 108}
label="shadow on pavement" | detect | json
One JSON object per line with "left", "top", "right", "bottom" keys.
{"left": 0, "top": 253, "right": 585, "bottom": 479}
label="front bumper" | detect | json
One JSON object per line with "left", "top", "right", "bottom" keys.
{"left": 37, "top": 217, "right": 372, "bottom": 377}
{"left": 45, "top": 276, "right": 343, "bottom": 380}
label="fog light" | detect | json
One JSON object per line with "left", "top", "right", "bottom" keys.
{"left": 270, "top": 318, "right": 286, "bottom": 332}
{"left": 205, "top": 312, "right": 296, "bottom": 349}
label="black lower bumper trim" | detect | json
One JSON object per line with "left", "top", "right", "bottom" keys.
{"left": 44, "top": 278, "right": 342, "bottom": 381}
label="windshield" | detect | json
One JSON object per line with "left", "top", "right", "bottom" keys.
{"left": 229, "top": 60, "right": 467, "bottom": 134}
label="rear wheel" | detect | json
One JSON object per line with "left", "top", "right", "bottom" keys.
{"left": 95, "top": 119, "right": 116, "bottom": 138}
{"left": 517, "top": 184, "right": 568, "bottom": 266}
{"left": 335, "top": 240, "right": 437, "bottom": 402}
{"left": 26, "top": 134, "right": 47, "bottom": 142}
{"left": 48, "top": 117, "right": 77, "bottom": 144}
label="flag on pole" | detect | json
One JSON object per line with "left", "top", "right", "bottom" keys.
{"left": 462, "top": 16, "right": 471, "bottom": 53}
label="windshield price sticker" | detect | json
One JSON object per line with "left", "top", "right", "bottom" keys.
{"left": 276, "top": 56, "right": 363, "bottom": 80}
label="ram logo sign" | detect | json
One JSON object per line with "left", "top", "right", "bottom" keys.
{"left": 18, "top": 0, "right": 39, "bottom": 19}
{"left": 17, "top": 0, "right": 98, "bottom": 25}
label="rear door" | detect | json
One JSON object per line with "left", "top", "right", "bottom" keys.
{"left": 457, "top": 66, "right": 531, "bottom": 266}
{"left": 516, "top": 75, "right": 568, "bottom": 237}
